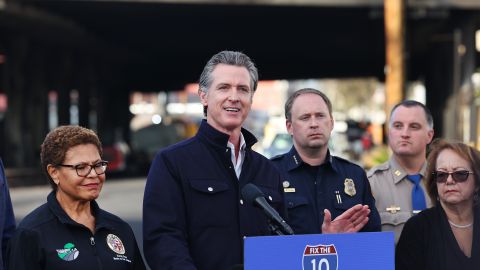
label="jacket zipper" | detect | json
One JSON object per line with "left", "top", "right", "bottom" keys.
{"left": 90, "top": 235, "right": 104, "bottom": 270}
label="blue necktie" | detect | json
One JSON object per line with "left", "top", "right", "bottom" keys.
{"left": 406, "top": 174, "right": 427, "bottom": 212}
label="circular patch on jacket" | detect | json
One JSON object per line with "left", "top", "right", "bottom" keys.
{"left": 56, "top": 243, "right": 79, "bottom": 261}
{"left": 106, "top": 234, "right": 126, "bottom": 255}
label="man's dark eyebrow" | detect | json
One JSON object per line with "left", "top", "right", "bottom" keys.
{"left": 299, "top": 113, "right": 311, "bottom": 118}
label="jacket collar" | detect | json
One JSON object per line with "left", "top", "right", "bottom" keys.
{"left": 285, "top": 146, "right": 337, "bottom": 172}
{"left": 47, "top": 190, "right": 113, "bottom": 231}
{"left": 196, "top": 119, "right": 257, "bottom": 149}
{"left": 389, "top": 157, "right": 428, "bottom": 185}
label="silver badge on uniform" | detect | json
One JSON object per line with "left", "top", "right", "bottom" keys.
{"left": 283, "top": 180, "right": 296, "bottom": 192}
{"left": 106, "top": 234, "right": 126, "bottom": 255}
{"left": 344, "top": 178, "right": 356, "bottom": 197}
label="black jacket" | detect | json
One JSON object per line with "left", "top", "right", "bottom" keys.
{"left": 143, "top": 120, "right": 285, "bottom": 270}
{"left": 7, "top": 191, "right": 145, "bottom": 270}
{"left": 396, "top": 205, "right": 480, "bottom": 270}
{"left": 0, "top": 158, "right": 15, "bottom": 270}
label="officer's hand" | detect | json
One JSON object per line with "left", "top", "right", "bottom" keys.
{"left": 321, "top": 204, "right": 370, "bottom": 234}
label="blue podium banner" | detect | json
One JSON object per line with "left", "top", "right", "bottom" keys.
{"left": 244, "top": 232, "right": 394, "bottom": 270}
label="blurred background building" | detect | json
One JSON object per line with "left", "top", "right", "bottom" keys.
{"left": 0, "top": 0, "right": 479, "bottom": 184}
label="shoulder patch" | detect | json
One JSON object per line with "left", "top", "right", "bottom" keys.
{"left": 366, "top": 162, "right": 390, "bottom": 178}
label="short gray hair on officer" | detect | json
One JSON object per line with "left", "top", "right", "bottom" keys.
{"left": 284, "top": 88, "right": 333, "bottom": 121}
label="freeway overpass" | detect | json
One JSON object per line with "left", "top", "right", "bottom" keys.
{"left": 0, "top": 0, "right": 479, "bottom": 170}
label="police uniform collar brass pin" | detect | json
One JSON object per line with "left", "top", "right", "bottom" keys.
{"left": 386, "top": 205, "right": 401, "bottom": 214}
{"left": 335, "top": 191, "right": 342, "bottom": 204}
{"left": 283, "top": 180, "right": 295, "bottom": 192}
{"left": 344, "top": 178, "right": 356, "bottom": 197}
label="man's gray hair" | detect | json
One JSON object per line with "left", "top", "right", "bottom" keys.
{"left": 198, "top": 50, "right": 258, "bottom": 94}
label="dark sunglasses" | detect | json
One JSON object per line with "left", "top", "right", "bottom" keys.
{"left": 432, "top": 170, "right": 474, "bottom": 183}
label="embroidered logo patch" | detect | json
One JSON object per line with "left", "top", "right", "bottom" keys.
{"left": 56, "top": 243, "right": 79, "bottom": 261}
{"left": 106, "top": 234, "right": 125, "bottom": 255}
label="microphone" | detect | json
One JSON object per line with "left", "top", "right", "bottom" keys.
{"left": 241, "top": 183, "right": 294, "bottom": 235}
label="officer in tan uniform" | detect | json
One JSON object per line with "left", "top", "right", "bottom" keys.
{"left": 368, "top": 100, "right": 434, "bottom": 244}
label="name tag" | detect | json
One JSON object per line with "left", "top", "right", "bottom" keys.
{"left": 284, "top": 188, "right": 296, "bottom": 193}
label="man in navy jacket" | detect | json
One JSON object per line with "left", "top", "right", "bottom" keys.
{"left": 143, "top": 51, "right": 285, "bottom": 270}
{"left": 0, "top": 158, "right": 15, "bottom": 270}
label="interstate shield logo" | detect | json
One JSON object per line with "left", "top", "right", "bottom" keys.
{"left": 302, "top": 244, "right": 338, "bottom": 270}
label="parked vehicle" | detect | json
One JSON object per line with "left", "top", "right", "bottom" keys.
{"left": 103, "top": 141, "right": 130, "bottom": 174}
{"left": 129, "top": 123, "right": 182, "bottom": 175}
{"left": 263, "top": 133, "right": 292, "bottom": 158}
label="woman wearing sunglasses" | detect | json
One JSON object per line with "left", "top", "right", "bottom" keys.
{"left": 396, "top": 139, "right": 480, "bottom": 270}
{"left": 7, "top": 126, "right": 145, "bottom": 270}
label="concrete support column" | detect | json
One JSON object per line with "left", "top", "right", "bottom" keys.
{"left": 425, "top": 12, "right": 477, "bottom": 141}
{"left": 4, "top": 35, "right": 29, "bottom": 167}
{"left": 384, "top": 0, "right": 405, "bottom": 125}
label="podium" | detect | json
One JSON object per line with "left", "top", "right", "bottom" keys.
{"left": 244, "top": 232, "right": 394, "bottom": 270}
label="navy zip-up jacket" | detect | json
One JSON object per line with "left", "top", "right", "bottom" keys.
{"left": 7, "top": 191, "right": 145, "bottom": 270}
{"left": 143, "top": 120, "right": 285, "bottom": 270}
{"left": 0, "top": 159, "right": 15, "bottom": 270}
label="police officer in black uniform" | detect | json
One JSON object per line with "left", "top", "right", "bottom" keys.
{"left": 271, "top": 88, "right": 381, "bottom": 234}
{"left": 7, "top": 126, "right": 145, "bottom": 270}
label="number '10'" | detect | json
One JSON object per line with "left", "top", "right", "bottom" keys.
{"left": 310, "top": 258, "right": 330, "bottom": 270}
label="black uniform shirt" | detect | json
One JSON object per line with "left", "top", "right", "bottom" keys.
{"left": 7, "top": 191, "right": 145, "bottom": 270}
{"left": 271, "top": 146, "right": 381, "bottom": 234}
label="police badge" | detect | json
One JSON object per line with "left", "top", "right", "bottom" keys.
{"left": 344, "top": 178, "right": 356, "bottom": 197}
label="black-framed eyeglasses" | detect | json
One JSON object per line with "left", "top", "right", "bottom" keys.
{"left": 56, "top": 161, "right": 109, "bottom": 177}
{"left": 432, "top": 170, "right": 474, "bottom": 183}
